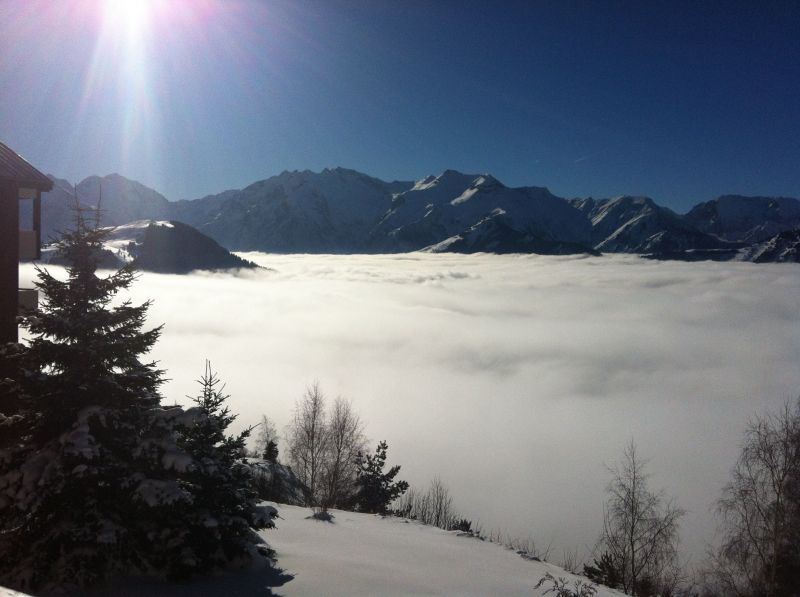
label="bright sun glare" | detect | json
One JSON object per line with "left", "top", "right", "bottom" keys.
{"left": 103, "top": 0, "right": 152, "bottom": 35}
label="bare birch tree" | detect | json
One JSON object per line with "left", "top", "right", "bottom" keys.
{"left": 286, "top": 382, "right": 329, "bottom": 506}
{"left": 601, "top": 441, "right": 684, "bottom": 596}
{"left": 286, "top": 385, "right": 370, "bottom": 510}
{"left": 320, "top": 397, "right": 366, "bottom": 509}
{"left": 711, "top": 399, "right": 800, "bottom": 597}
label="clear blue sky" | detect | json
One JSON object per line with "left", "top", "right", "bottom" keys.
{"left": 1, "top": 0, "right": 798, "bottom": 211}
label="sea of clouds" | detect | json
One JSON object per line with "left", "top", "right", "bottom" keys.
{"left": 20, "top": 253, "right": 800, "bottom": 563}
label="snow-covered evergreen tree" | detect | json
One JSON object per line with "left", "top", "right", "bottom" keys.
{"left": 264, "top": 440, "right": 279, "bottom": 463}
{"left": 0, "top": 208, "right": 167, "bottom": 590}
{"left": 0, "top": 208, "right": 274, "bottom": 592}
{"left": 353, "top": 440, "right": 408, "bottom": 514}
{"left": 165, "top": 363, "right": 275, "bottom": 579}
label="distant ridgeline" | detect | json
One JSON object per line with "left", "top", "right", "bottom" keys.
{"left": 38, "top": 170, "right": 800, "bottom": 263}
{"left": 40, "top": 219, "right": 259, "bottom": 274}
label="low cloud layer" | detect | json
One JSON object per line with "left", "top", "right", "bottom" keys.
{"left": 21, "top": 254, "right": 800, "bottom": 562}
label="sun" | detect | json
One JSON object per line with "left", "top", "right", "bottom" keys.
{"left": 102, "top": 0, "right": 153, "bottom": 36}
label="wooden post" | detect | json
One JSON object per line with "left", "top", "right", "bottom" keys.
{"left": 33, "top": 190, "right": 42, "bottom": 259}
{"left": 0, "top": 180, "right": 20, "bottom": 344}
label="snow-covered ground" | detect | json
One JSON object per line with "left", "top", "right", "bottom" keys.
{"left": 2, "top": 502, "right": 623, "bottom": 596}
{"left": 263, "top": 503, "right": 623, "bottom": 596}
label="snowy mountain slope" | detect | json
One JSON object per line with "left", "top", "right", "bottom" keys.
{"left": 172, "top": 168, "right": 414, "bottom": 252}
{"left": 371, "top": 170, "right": 592, "bottom": 253}
{"left": 129, "top": 220, "right": 259, "bottom": 273}
{"left": 641, "top": 228, "right": 800, "bottom": 263}
{"left": 572, "top": 196, "right": 730, "bottom": 254}
{"left": 76, "top": 174, "right": 172, "bottom": 226}
{"left": 684, "top": 194, "right": 800, "bottom": 242}
{"left": 34, "top": 174, "right": 173, "bottom": 246}
{"left": 169, "top": 188, "right": 239, "bottom": 233}
{"left": 264, "top": 503, "right": 623, "bottom": 597}
{"left": 425, "top": 208, "right": 599, "bottom": 255}
{"left": 742, "top": 228, "right": 800, "bottom": 263}
{"left": 35, "top": 176, "right": 82, "bottom": 242}
{"left": 41, "top": 220, "right": 258, "bottom": 273}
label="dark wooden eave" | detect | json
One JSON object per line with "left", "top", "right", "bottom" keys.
{"left": 0, "top": 141, "right": 53, "bottom": 192}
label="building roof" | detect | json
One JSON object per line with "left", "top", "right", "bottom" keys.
{"left": 0, "top": 141, "right": 53, "bottom": 191}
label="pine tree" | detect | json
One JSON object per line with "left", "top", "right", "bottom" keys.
{"left": 164, "top": 363, "right": 275, "bottom": 579}
{"left": 0, "top": 208, "right": 171, "bottom": 590}
{"left": 0, "top": 209, "right": 274, "bottom": 591}
{"left": 264, "top": 440, "right": 279, "bottom": 462}
{"left": 253, "top": 414, "right": 278, "bottom": 460}
{"left": 353, "top": 440, "right": 408, "bottom": 514}
{"left": 583, "top": 552, "right": 622, "bottom": 590}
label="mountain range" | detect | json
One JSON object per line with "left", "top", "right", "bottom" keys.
{"left": 39, "top": 169, "right": 800, "bottom": 263}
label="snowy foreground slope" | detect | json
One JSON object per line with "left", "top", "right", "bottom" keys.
{"left": 1, "top": 503, "right": 625, "bottom": 596}
{"left": 265, "top": 503, "right": 624, "bottom": 597}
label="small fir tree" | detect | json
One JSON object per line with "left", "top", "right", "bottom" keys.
{"left": 583, "top": 552, "right": 622, "bottom": 590}
{"left": 264, "top": 440, "right": 279, "bottom": 462}
{"left": 163, "top": 363, "right": 275, "bottom": 579}
{"left": 253, "top": 414, "right": 278, "bottom": 460}
{"left": 353, "top": 440, "right": 408, "bottom": 514}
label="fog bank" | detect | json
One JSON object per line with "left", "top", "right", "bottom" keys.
{"left": 21, "top": 254, "right": 800, "bottom": 563}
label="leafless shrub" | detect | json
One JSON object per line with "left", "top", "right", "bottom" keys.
{"left": 559, "top": 546, "right": 584, "bottom": 575}
{"left": 393, "top": 477, "right": 463, "bottom": 531}
{"left": 535, "top": 572, "right": 597, "bottom": 597}
{"left": 509, "top": 535, "right": 552, "bottom": 562}
{"left": 428, "top": 476, "right": 456, "bottom": 528}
